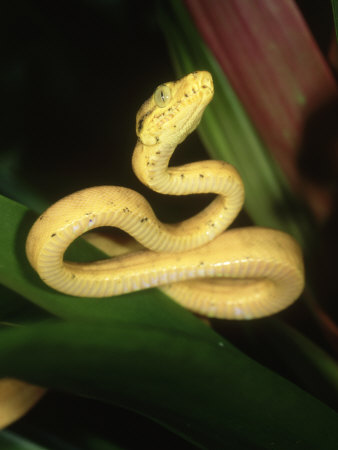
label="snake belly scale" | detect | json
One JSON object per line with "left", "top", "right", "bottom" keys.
{"left": 26, "top": 71, "right": 304, "bottom": 319}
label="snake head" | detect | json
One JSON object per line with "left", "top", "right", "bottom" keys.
{"left": 136, "top": 71, "right": 214, "bottom": 147}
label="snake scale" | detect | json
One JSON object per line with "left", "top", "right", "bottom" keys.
{"left": 26, "top": 71, "right": 304, "bottom": 319}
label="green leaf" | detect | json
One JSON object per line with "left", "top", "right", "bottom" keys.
{"left": 1, "top": 320, "right": 338, "bottom": 449}
{"left": 1, "top": 192, "right": 338, "bottom": 447}
{"left": 0, "top": 285, "right": 53, "bottom": 326}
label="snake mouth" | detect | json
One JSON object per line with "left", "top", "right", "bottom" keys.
{"left": 204, "top": 85, "right": 214, "bottom": 95}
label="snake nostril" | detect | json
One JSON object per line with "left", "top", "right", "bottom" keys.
{"left": 201, "top": 74, "right": 214, "bottom": 92}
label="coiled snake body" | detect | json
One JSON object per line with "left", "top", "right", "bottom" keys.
{"left": 26, "top": 71, "right": 304, "bottom": 319}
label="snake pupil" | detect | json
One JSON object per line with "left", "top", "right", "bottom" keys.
{"left": 154, "top": 84, "right": 171, "bottom": 107}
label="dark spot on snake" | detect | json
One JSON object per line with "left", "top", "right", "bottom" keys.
{"left": 140, "top": 217, "right": 148, "bottom": 223}
{"left": 199, "top": 261, "right": 204, "bottom": 265}
{"left": 181, "top": 174, "right": 184, "bottom": 178}
{"left": 71, "top": 274, "right": 76, "bottom": 279}
{"left": 123, "top": 207, "right": 130, "bottom": 213}
{"left": 202, "top": 85, "right": 208, "bottom": 89}
{"left": 137, "top": 117, "right": 144, "bottom": 133}
{"left": 184, "top": 93, "right": 188, "bottom": 97}
{"left": 156, "top": 151, "right": 161, "bottom": 154}
{"left": 199, "top": 174, "right": 204, "bottom": 178}
{"left": 192, "top": 88, "right": 196, "bottom": 94}
{"left": 137, "top": 106, "right": 155, "bottom": 133}
{"left": 39, "top": 216, "right": 44, "bottom": 221}
{"left": 85, "top": 212, "right": 92, "bottom": 215}
{"left": 51, "top": 233, "right": 56, "bottom": 237}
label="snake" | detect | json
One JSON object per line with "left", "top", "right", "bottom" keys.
{"left": 26, "top": 71, "right": 304, "bottom": 320}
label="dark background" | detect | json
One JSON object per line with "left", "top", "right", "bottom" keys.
{"left": 0, "top": 0, "right": 333, "bottom": 219}
{"left": 0, "top": 0, "right": 211, "bottom": 224}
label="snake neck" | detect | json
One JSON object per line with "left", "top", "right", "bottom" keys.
{"left": 132, "top": 139, "right": 174, "bottom": 191}
{"left": 132, "top": 139, "right": 245, "bottom": 239}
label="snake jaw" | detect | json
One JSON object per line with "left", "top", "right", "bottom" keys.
{"left": 136, "top": 71, "right": 214, "bottom": 147}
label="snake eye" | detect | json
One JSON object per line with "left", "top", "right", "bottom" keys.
{"left": 154, "top": 84, "right": 171, "bottom": 107}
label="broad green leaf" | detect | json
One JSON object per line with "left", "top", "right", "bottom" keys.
{"left": 1, "top": 321, "right": 338, "bottom": 449}
{"left": 1, "top": 193, "right": 338, "bottom": 447}
{"left": 0, "top": 285, "right": 53, "bottom": 326}
{"left": 2, "top": 189, "right": 338, "bottom": 411}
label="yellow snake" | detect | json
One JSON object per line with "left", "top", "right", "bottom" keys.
{"left": 26, "top": 71, "right": 304, "bottom": 319}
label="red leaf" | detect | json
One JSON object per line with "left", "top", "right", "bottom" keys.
{"left": 185, "top": 0, "right": 338, "bottom": 220}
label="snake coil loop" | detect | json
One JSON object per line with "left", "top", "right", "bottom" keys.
{"left": 26, "top": 71, "right": 304, "bottom": 319}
